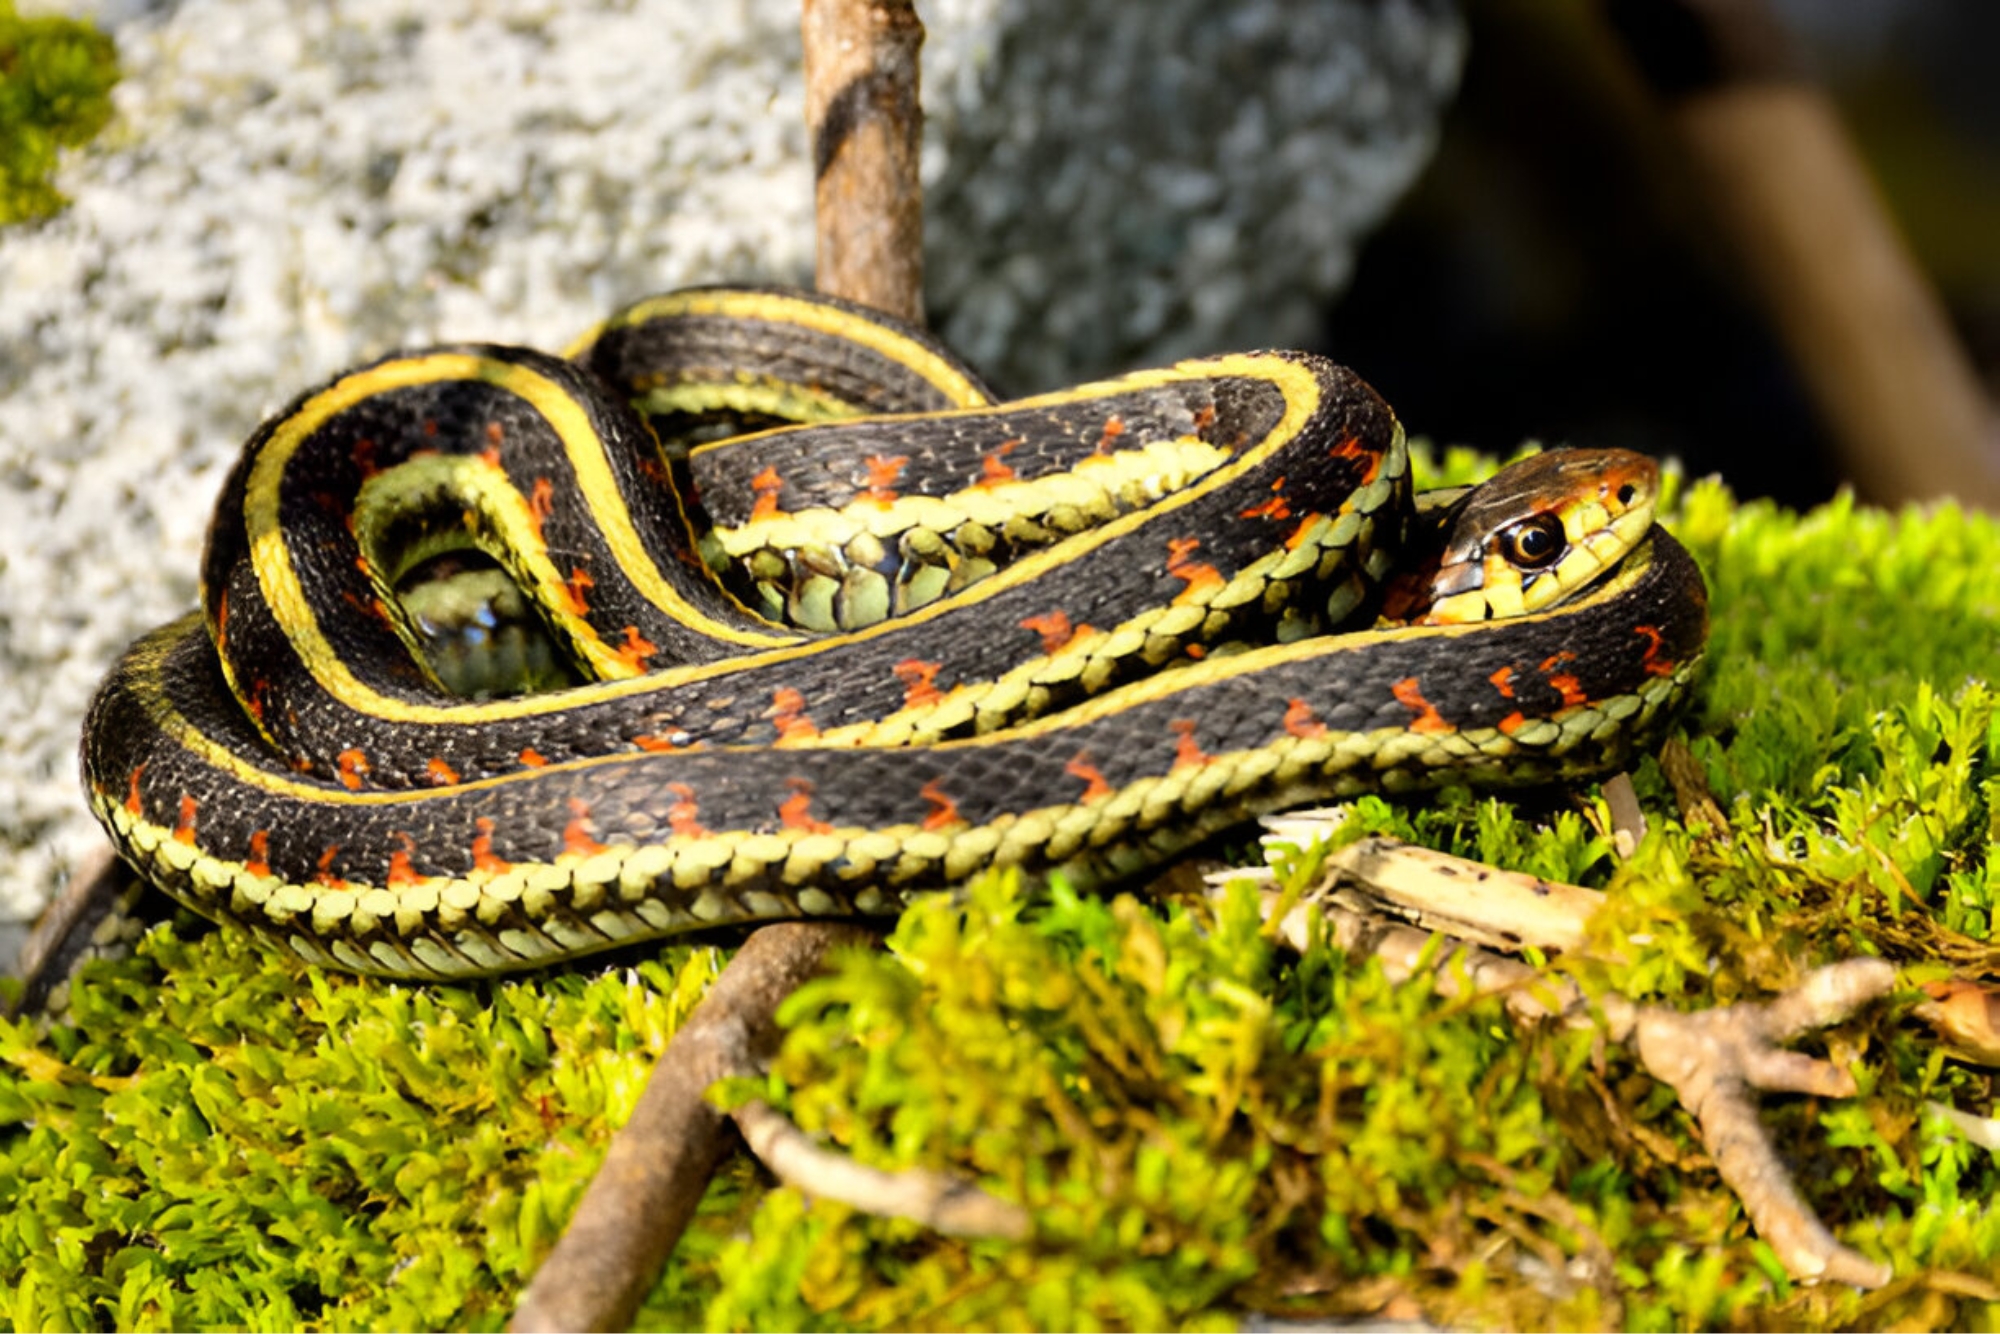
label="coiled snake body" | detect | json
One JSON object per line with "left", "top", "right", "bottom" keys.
{"left": 81, "top": 287, "right": 1709, "bottom": 979}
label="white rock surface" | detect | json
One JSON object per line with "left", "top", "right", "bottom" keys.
{"left": 0, "top": 0, "right": 1462, "bottom": 942}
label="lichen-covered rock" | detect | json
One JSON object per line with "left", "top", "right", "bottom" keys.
{"left": 0, "top": 0, "right": 1462, "bottom": 934}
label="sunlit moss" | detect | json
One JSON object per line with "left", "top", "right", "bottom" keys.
{"left": 5, "top": 458, "right": 2000, "bottom": 1329}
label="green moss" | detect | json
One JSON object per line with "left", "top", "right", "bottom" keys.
{"left": 0, "top": 1, "right": 118, "bottom": 226}
{"left": 7, "top": 457, "right": 2000, "bottom": 1329}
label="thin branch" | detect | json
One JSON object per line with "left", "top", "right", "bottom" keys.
{"left": 1244, "top": 834, "right": 1897, "bottom": 1289}
{"left": 1606, "top": 0, "right": 2000, "bottom": 507}
{"left": 802, "top": 0, "right": 927, "bottom": 320}
{"left": 509, "top": 922, "right": 876, "bottom": 1333}
{"left": 514, "top": 7, "right": 935, "bottom": 1326}
{"left": 735, "top": 1098, "right": 1030, "bottom": 1239}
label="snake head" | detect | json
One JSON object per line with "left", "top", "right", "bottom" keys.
{"left": 1386, "top": 448, "right": 1661, "bottom": 626}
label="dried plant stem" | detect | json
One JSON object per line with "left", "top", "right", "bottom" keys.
{"left": 1609, "top": 0, "right": 2000, "bottom": 506}
{"left": 801, "top": 0, "right": 926, "bottom": 320}
{"left": 509, "top": 923, "right": 876, "bottom": 1333}
{"left": 1253, "top": 836, "right": 1897, "bottom": 1290}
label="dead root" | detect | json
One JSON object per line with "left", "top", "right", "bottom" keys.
{"left": 508, "top": 919, "right": 1024, "bottom": 1333}
{"left": 736, "top": 1098, "right": 1029, "bottom": 1239}
{"left": 1248, "top": 828, "right": 1898, "bottom": 1290}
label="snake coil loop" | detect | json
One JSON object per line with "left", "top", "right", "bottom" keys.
{"left": 81, "top": 286, "right": 1708, "bottom": 978}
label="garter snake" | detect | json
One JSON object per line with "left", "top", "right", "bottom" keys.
{"left": 80, "top": 286, "right": 1709, "bottom": 979}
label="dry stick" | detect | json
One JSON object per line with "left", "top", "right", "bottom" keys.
{"left": 512, "top": 9, "right": 935, "bottom": 1328}
{"left": 801, "top": 0, "right": 927, "bottom": 322}
{"left": 510, "top": 923, "right": 878, "bottom": 1333}
{"left": 736, "top": 1099, "right": 1031, "bottom": 1239}
{"left": 1606, "top": 0, "right": 2000, "bottom": 508}
{"left": 1256, "top": 845, "right": 1897, "bottom": 1290}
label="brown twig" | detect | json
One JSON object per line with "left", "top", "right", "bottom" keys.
{"left": 513, "top": 9, "right": 935, "bottom": 1327}
{"left": 1247, "top": 836, "right": 1897, "bottom": 1288}
{"left": 1605, "top": 0, "right": 2000, "bottom": 508}
{"left": 509, "top": 922, "right": 877, "bottom": 1333}
{"left": 1627, "top": 959, "right": 1896, "bottom": 1287}
{"left": 8, "top": 847, "right": 142, "bottom": 1019}
{"left": 735, "top": 1099, "right": 1030, "bottom": 1239}
{"left": 801, "top": 0, "right": 927, "bottom": 320}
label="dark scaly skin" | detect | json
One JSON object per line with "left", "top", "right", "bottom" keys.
{"left": 79, "top": 287, "right": 1709, "bottom": 978}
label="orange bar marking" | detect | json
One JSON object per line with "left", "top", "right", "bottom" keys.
{"left": 314, "top": 844, "right": 347, "bottom": 889}
{"left": 1170, "top": 719, "right": 1210, "bottom": 771}
{"left": 862, "top": 453, "right": 908, "bottom": 506}
{"left": 615, "top": 625, "right": 659, "bottom": 672}
{"left": 666, "top": 783, "right": 708, "bottom": 838}
{"left": 518, "top": 748, "right": 549, "bottom": 768}
{"left": 528, "top": 476, "right": 555, "bottom": 540}
{"left": 425, "top": 757, "right": 460, "bottom": 786}
{"left": 1019, "top": 610, "right": 1083, "bottom": 654}
{"left": 1537, "top": 653, "right": 1588, "bottom": 707}
{"left": 560, "top": 564, "right": 594, "bottom": 616}
{"left": 779, "top": 778, "right": 834, "bottom": 834}
{"left": 769, "top": 687, "right": 820, "bottom": 741}
{"left": 337, "top": 748, "right": 370, "bottom": 792}
{"left": 1548, "top": 674, "right": 1589, "bottom": 708}
{"left": 1283, "top": 698, "right": 1327, "bottom": 740}
{"left": 749, "top": 465, "right": 785, "bottom": 521}
{"left": 471, "top": 817, "right": 510, "bottom": 874}
{"left": 387, "top": 833, "right": 422, "bottom": 888}
{"left": 244, "top": 829, "right": 271, "bottom": 878}
{"left": 893, "top": 658, "right": 945, "bottom": 709}
{"left": 1283, "top": 512, "right": 1326, "bottom": 552}
{"left": 1489, "top": 666, "right": 1517, "bottom": 699}
{"left": 1391, "top": 677, "right": 1455, "bottom": 735}
{"left": 1065, "top": 754, "right": 1113, "bottom": 804}
{"left": 977, "top": 438, "right": 1021, "bottom": 486}
{"left": 125, "top": 764, "right": 146, "bottom": 817}
{"left": 1095, "top": 416, "right": 1126, "bottom": 454}
{"left": 173, "top": 794, "right": 199, "bottom": 845}
{"left": 1166, "top": 537, "right": 1223, "bottom": 604}
{"left": 920, "top": 777, "right": 962, "bottom": 831}
{"left": 1634, "top": 624, "right": 1676, "bottom": 677}
{"left": 563, "top": 798, "right": 606, "bottom": 857}
{"left": 1239, "top": 477, "right": 1292, "bottom": 522}
{"left": 1327, "top": 433, "right": 1382, "bottom": 482}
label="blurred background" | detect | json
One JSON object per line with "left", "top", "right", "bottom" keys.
{"left": 1321, "top": 0, "right": 2000, "bottom": 508}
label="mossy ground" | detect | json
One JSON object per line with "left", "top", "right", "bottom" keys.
{"left": 0, "top": 2, "right": 118, "bottom": 227}
{"left": 5, "top": 452, "right": 1999, "bottom": 1330}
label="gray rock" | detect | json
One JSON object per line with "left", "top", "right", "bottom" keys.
{"left": 0, "top": 0, "right": 1461, "bottom": 934}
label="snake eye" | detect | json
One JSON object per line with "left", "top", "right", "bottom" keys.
{"left": 1499, "top": 514, "right": 1566, "bottom": 570}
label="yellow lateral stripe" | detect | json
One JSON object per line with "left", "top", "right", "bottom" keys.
{"left": 350, "top": 454, "right": 649, "bottom": 681}
{"left": 244, "top": 353, "right": 796, "bottom": 713}
{"left": 228, "top": 354, "right": 1343, "bottom": 728}
{"left": 129, "top": 540, "right": 1662, "bottom": 811}
{"left": 567, "top": 288, "right": 994, "bottom": 408}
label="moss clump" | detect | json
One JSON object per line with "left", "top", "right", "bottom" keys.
{"left": 0, "top": 1, "right": 118, "bottom": 226}
{"left": 5, "top": 454, "right": 2000, "bottom": 1329}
